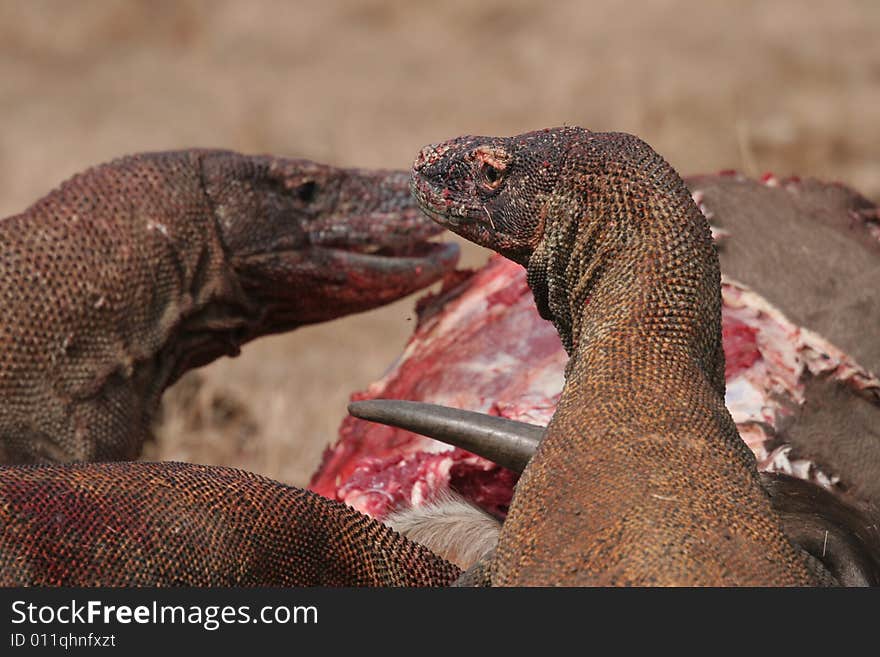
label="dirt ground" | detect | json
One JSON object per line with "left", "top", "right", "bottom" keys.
{"left": 1, "top": 0, "right": 877, "bottom": 486}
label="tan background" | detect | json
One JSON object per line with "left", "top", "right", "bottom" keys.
{"left": 1, "top": 0, "right": 877, "bottom": 485}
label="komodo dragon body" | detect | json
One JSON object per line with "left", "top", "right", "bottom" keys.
{"left": 0, "top": 461, "right": 460, "bottom": 586}
{"left": 0, "top": 150, "right": 457, "bottom": 463}
{"left": 410, "top": 127, "right": 823, "bottom": 585}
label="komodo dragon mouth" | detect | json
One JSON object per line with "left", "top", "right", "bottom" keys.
{"left": 302, "top": 199, "right": 458, "bottom": 262}
{"left": 311, "top": 234, "right": 459, "bottom": 272}
{"left": 234, "top": 230, "right": 460, "bottom": 329}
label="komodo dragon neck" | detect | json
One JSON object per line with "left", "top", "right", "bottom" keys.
{"left": 411, "top": 128, "right": 821, "bottom": 585}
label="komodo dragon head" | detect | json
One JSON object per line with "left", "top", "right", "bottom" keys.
{"left": 200, "top": 153, "right": 459, "bottom": 336}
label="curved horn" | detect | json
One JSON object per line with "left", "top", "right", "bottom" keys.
{"left": 760, "top": 473, "right": 880, "bottom": 586}
{"left": 347, "top": 400, "right": 544, "bottom": 473}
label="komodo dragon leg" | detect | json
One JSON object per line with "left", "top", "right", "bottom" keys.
{"left": 0, "top": 461, "right": 460, "bottom": 586}
{"left": 406, "top": 127, "right": 827, "bottom": 585}
{"left": 0, "top": 150, "right": 458, "bottom": 463}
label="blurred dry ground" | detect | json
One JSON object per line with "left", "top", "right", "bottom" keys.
{"left": 0, "top": 0, "right": 877, "bottom": 485}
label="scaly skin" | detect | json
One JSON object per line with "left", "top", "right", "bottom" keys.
{"left": 0, "top": 462, "right": 460, "bottom": 586}
{"left": 0, "top": 150, "right": 458, "bottom": 463}
{"left": 412, "top": 127, "right": 819, "bottom": 585}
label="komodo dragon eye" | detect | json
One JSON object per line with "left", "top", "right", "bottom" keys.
{"left": 474, "top": 146, "right": 510, "bottom": 192}
{"left": 296, "top": 181, "right": 318, "bottom": 203}
{"left": 481, "top": 163, "right": 504, "bottom": 189}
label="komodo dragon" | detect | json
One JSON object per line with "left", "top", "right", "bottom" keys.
{"left": 0, "top": 150, "right": 458, "bottom": 463}
{"left": 0, "top": 461, "right": 460, "bottom": 586}
{"left": 404, "top": 127, "right": 827, "bottom": 585}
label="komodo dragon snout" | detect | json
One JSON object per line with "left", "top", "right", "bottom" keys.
{"left": 0, "top": 150, "right": 458, "bottom": 464}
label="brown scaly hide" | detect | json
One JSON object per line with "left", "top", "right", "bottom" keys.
{"left": 413, "top": 127, "right": 819, "bottom": 585}
{"left": 0, "top": 462, "right": 460, "bottom": 586}
{"left": 0, "top": 150, "right": 453, "bottom": 464}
